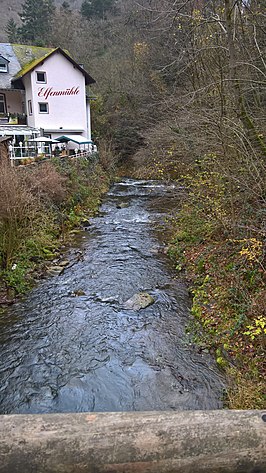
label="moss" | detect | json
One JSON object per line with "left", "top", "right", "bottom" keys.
{"left": 12, "top": 44, "right": 56, "bottom": 78}
{"left": 11, "top": 45, "right": 72, "bottom": 79}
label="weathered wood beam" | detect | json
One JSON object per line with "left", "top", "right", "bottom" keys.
{"left": 0, "top": 410, "right": 265, "bottom": 473}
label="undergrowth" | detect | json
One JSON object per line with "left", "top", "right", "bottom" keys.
{"left": 167, "top": 154, "right": 266, "bottom": 409}
{"left": 0, "top": 155, "right": 112, "bottom": 297}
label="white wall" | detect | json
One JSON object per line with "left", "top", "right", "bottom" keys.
{"left": 23, "top": 51, "right": 87, "bottom": 135}
{"left": 23, "top": 74, "right": 35, "bottom": 127}
{"left": 86, "top": 100, "right": 91, "bottom": 141}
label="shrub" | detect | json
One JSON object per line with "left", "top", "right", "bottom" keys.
{"left": 0, "top": 156, "right": 112, "bottom": 294}
{"left": 24, "top": 162, "right": 67, "bottom": 205}
{"left": 0, "top": 162, "right": 38, "bottom": 269}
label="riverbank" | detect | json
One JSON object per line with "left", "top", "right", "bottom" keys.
{"left": 168, "top": 223, "right": 265, "bottom": 409}
{"left": 129, "top": 159, "right": 265, "bottom": 409}
{"left": 0, "top": 155, "right": 113, "bottom": 305}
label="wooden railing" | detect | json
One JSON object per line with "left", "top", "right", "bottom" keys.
{"left": 0, "top": 410, "right": 265, "bottom": 472}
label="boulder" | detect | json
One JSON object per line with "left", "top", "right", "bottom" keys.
{"left": 124, "top": 292, "right": 155, "bottom": 310}
{"left": 59, "top": 260, "right": 69, "bottom": 267}
{"left": 46, "top": 266, "right": 63, "bottom": 276}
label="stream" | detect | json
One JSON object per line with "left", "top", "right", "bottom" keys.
{"left": 0, "top": 179, "right": 224, "bottom": 414}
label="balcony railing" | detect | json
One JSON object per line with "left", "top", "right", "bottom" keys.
{"left": 10, "top": 145, "right": 51, "bottom": 160}
{"left": 9, "top": 145, "right": 96, "bottom": 166}
{"left": 0, "top": 113, "right": 27, "bottom": 125}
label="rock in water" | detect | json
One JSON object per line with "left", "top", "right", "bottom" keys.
{"left": 124, "top": 292, "right": 155, "bottom": 310}
{"left": 117, "top": 202, "right": 129, "bottom": 209}
{"left": 73, "top": 289, "right": 86, "bottom": 297}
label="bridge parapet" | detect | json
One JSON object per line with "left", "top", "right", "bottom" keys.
{"left": 0, "top": 410, "right": 265, "bottom": 472}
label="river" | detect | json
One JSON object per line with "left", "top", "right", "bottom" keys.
{"left": 0, "top": 179, "right": 224, "bottom": 414}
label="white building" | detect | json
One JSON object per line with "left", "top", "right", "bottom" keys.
{"left": 0, "top": 43, "right": 95, "bottom": 152}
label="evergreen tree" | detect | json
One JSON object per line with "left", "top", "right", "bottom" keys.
{"left": 18, "top": 0, "right": 55, "bottom": 45}
{"left": 5, "top": 19, "right": 18, "bottom": 43}
{"left": 81, "top": 0, "right": 116, "bottom": 20}
{"left": 61, "top": 1, "right": 71, "bottom": 12}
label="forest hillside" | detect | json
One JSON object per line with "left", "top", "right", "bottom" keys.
{"left": 0, "top": 0, "right": 83, "bottom": 41}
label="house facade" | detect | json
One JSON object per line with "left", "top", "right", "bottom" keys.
{"left": 0, "top": 44, "right": 95, "bottom": 150}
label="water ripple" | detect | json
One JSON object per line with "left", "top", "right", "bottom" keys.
{"left": 0, "top": 179, "right": 224, "bottom": 414}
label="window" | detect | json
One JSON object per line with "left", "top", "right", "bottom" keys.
{"left": 0, "top": 62, "right": 8, "bottom": 73}
{"left": 39, "top": 102, "right": 49, "bottom": 114}
{"left": 0, "top": 94, "right": 6, "bottom": 114}
{"left": 28, "top": 100, "right": 32, "bottom": 115}
{"left": 36, "top": 71, "right": 47, "bottom": 83}
{"left": 0, "top": 55, "right": 8, "bottom": 73}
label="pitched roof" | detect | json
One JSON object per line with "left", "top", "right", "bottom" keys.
{"left": 0, "top": 44, "right": 22, "bottom": 89}
{"left": 12, "top": 44, "right": 56, "bottom": 73}
{"left": 0, "top": 43, "right": 95, "bottom": 89}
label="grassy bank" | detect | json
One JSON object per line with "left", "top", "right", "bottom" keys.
{"left": 132, "top": 144, "right": 265, "bottom": 409}
{"left": 0, "top": 154, "right": 114, "bottom": 301}
{"left": 163, "top": 161, "right": 265, "bottom": 409}
{"left": 169, "top": 221, "right": 265, "bottom": 409}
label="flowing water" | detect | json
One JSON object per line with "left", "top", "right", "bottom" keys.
{"left": 0, "top": 179, "right": 224, "bottom": 414}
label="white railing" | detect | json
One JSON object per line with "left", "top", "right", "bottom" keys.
{"left": 9, "top": 147, "right": 96, "bottom": 165}
{"left": 68, "top": 150, "right": 96, "bottom": 159}
{"left": 10, "top": 145, "right": 51, "bottom": 159}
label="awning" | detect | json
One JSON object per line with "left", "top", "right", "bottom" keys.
{"left": 56, "top": 135, "right": 93, "bottom": 145}
{"left": 0, "top": 125, "right": 40, "bottom": 136}
{"left": 28, "top": 137, "right": 59, "bottom": 143}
